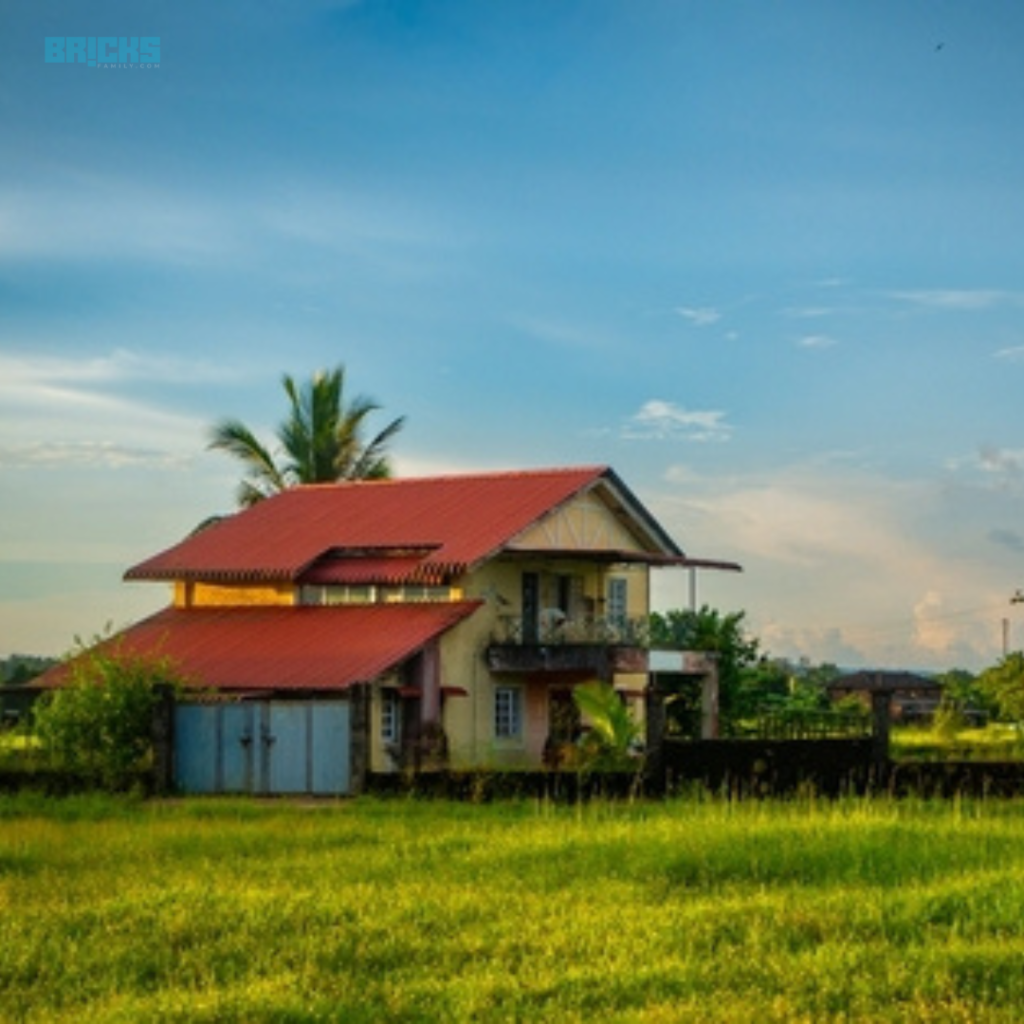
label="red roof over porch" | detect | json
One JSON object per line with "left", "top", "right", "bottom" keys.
{"left": 42, "top": 602, "right": 482, "bottom": 692}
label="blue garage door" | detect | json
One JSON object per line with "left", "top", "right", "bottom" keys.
{"left": 311, "top": 701, "right": 351, "bottom": 795}
{"left": 174, "top": 700, "right": 351, "bottom": 796}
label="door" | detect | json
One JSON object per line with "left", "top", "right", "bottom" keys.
{"left": 266, "top": 702, "right": 308, "bottom": 794}
{"left": 310, "top": 701, "right": 351, "bottom": 794}
{"left": 174, "top": 703, "right": 219, "bottom": 794}
{"left": 522, "top": 572, "right": 540, "bottom": 643}
{"left": 174, "top": 703, "right": 257, "bottom": 794}
{"left": 174, "top": 699, "right": 352, "bottom": 796}
{"left": 222, "top": 704, "right": 256, "bottom": 792}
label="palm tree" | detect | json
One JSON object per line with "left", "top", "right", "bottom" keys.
{"left": 208, "top": 366, "right": 405, "bottom": 506}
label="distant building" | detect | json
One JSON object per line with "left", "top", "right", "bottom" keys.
{"left": 827, "top": 670, "right": 942, "bottom": 723}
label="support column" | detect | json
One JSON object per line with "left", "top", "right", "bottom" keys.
{"left": 150, "top": 684, "right": 176, "bottom": 795}
{"left": 870, "top": 688, "right": 891, "bottom": 782}
{"left": 645, "top": 680, "right": 666, "bottom": 787}
{"left": 419, "top": 642, "right": 441, "bottom": 724}
{"left": 700, "top": 657, "right": 720, "bottom": 739}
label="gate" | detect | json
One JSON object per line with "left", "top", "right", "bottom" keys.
{"left": 174, "top": 699, "right": 352, "bottom": 796}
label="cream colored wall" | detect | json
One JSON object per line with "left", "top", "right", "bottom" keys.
{"left": 438, "top": 555, "right": 652, "bottom": 770}
{"left": 508, "top": 490, "right": 653, "bottom": 554}
{"left": 368, "top": 672, "right": 402, "bottom": 773}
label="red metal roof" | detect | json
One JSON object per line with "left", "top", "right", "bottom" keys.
{"left": 297, "top": 553, "right": 434, "bottom": 586}
{"left": 125, "top": 466, "right": 671, "bottom": 584}
{"left": 42, "top": 602, "right": 482, "bottom": 692}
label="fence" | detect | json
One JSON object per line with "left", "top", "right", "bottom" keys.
{"left": 655, "top": 738, "right": 881, "bottom": 797}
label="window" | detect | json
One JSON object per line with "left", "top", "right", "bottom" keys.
{"left": 301, "top": 585, "right": 377, "bottom": 606}
{"left": 381, "top": 690, "right": 401, "bottom": 745}
{"left": 607, "top": 577, "right": 628, "bottom": 628}
{"left": 494, "top": 686, "right": 523, "bottom": 740}
{"left": 382, "top": 585, "right": 454, "bottom": 603}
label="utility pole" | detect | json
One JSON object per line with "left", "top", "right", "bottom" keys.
{"left": 1007, "top": 590, "right": 1024, "bottom": 657}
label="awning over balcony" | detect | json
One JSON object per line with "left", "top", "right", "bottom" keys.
{"left": 501, "top": 549, "right": 742, "bottom": 571}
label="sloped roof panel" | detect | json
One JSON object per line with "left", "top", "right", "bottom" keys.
{"left": 126, "top": 466, "right": 620, "bottom": 583}
{"left": 41, "top": 602, "right": 482, "bottom": 692}
{"left": 297, "top": 554, "right": 432, "bottom": 586}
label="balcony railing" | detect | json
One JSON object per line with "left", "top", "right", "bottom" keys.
{"left": 485, "top": 615, "right": 649, "bottom": 676}
{"left": 490, "top": 614, "right": 649, "bottom": 647}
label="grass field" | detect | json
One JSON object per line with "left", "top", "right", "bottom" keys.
{"left": 891, "top": 722, "right": 1023, "bottom": 762}
{"left": 3, "top": 794, "right": 1024, "bottom": 1022}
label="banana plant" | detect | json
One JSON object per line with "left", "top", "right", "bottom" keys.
{"left": 572, "top": 680, "right": 643, "bottom": 772}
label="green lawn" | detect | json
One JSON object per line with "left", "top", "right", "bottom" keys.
{"left": 2, "top": 794, "right": 1024, "bottom": 1022}
{"left": 891, "top": 722, "right": 1023, "bottom": 761}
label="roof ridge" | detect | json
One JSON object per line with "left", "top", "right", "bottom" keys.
{"left": 293, "top": 465, "right": 608, "bottom": 489}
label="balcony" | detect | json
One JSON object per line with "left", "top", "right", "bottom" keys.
{"left": 485, "top": 616, "right": 649, "bottom": 677}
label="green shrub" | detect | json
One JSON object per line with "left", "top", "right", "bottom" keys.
{"left": 32, "top": 637, "right": 184, "bottom": 790}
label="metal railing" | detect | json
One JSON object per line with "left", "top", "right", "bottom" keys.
{"left": 753, "top": 708, "right": 872, "bottom": 740}
{"left": 491, "top": 614, "right": 649, "bottom": 647}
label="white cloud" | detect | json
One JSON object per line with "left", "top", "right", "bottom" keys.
{"left": 946, "top": 444, "right": 1024, "bottom": 490}
{"left": 0, "top": 349, "right": 234, "bottom": 388}
{"left": 977, "top": 444, "right": 1024, "bottom": 477}
{"left": 797, "top": 334, "right": 839, "bottom": 350}
{"left": 783, "top": 306, "right": 834, "bottom": 319}
{"left": 623, "top": 400, "right": 732, "bottom": 442}
{"left": 911, "top": 589, "right": 966, "bottom": 657}
{"left": 0, "top": 349, "right": 214, "bottom": 469}
{"left": 0, "top": 182, "right": 243, "bottom": 266}
{"left": 0, "top": 441, "right": 190, "bottom": 471}
{"left": 675, "top": 306, "right": 721, "bottom": 327}
{"left": 994, "top": 345, "right": 1024, "bottom": 362}
{"left": 647, "top": 462, "right": 1009, "bottom": 670}
{"left": 888, "top": 289, "right": 1019, "bottom": 311}
{"left": 0, "top": 172, "right": 465, "bottom": 280}
{"left": 510, "top": 316, "right": 611, "bottom": 351}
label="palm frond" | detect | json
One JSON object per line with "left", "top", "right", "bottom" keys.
{"left": 208, "top": 365, "right": 404, "bottom": 505}
{"left": 207, "top": 418, "right": 288, "bottom": 503}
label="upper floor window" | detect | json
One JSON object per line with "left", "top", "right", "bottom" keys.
{"left": 301, "top": 584, "right": 455, "bottom": 606}
{"left": 607, "top": 577, "right": 628, "bottom": 628}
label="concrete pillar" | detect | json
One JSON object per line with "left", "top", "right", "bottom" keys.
{"left": 350, "top": 684, "right": 369, "bottom": 794}
{"left": 700, "top": 660, "right": 720, "bottom": 739}
{"left": 150, "top": 684, "right": 176, "bottom": 795}
{"left": 871, "top": 688, "right": 891, "bottom": 779}
{"left": 418, "top": 643, "right": 441, "bottom": 724}
{"left": 645, "top": 681, "right": 666, "bottom": 785}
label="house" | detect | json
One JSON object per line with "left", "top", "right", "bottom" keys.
{"left": 827, "top": 670, "right": 943, "bottom": 723}
{"left": 72, "top": 466, "right": 740, "bottom": 794}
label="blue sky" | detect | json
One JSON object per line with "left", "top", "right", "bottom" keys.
{"left": 3, "top": 1, "right": 1024, "bottom": 670}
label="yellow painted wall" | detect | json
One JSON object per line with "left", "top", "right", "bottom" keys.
{"left": 175, "top": 581, "right": 296, "bottom": 608}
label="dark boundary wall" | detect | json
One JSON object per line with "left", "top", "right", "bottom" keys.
{"left": 887, "top": 761, "right": 1024, "bottom": 798}
{"left": 656, "top": 739, "right": 881, "bottom": 797}
{"left": 367, "top": 755, "right": 1024, "bottom": 801}
{"left": 366, "top": 770, "right": 647, "bottom": 802}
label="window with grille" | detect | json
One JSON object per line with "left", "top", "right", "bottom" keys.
{"left": 607, "top": 577, "right": 628, "bottom": 628}
{"left": 381, "top": 690, "right": 401, "bottom": 745}
{"left": 494, "top": 686, "right": 523, "bottom": 740}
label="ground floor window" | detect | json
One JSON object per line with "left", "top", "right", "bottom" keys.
{"left": 494, "top": 686, "right": 523, "bottom": 740}
{"left": 381, "top": 689, "right": 401, "bottom": 745}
